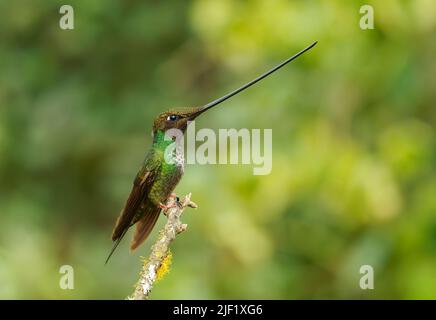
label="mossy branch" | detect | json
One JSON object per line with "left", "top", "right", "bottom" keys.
{"left": 129, "top": 193, "right": 197, "bottom": 300}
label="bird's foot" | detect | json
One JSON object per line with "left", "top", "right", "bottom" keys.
{"left": 160, "top": 194, "right": 183, "bottom": 216}
{"left": 159, "top": 202, "right": 178, "bottom": 213}
{"left": 168, "top": 193, "right": 181, "bottom": 206}
{"left": 168, "top": 193, "right": 180, "bottom": 203}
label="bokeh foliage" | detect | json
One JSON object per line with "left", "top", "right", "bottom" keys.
{"left": 0, "top": 0, "right": 435, "bottom": 299}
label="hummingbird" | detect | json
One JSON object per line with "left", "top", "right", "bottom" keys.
{"left": 105, "top": 41, "right": 317, "bottom": 264}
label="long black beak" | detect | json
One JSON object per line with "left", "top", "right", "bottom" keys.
{"left": 190, "top": 41, "right": 317, "bottom": 119}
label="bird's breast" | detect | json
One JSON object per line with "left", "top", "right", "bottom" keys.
{"left": 173, "top": 152, "right": 185, "bottom": 171}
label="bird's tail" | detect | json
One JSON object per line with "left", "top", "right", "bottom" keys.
{"left": 130, "top": 206, "right": 161, "bottom": 251}
{"left": 105, "top": 228, "right": 128, "bottom": 265}
{"left": 105, "top": 203, "right": 161, "bottom": 264}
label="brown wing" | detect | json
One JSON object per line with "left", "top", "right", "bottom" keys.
{"left": 110, "top": 148, "right": 162, "bottom": 242}
{"left": 105, "top": 149, "right": 162, "bottom": 264}
{"left": 111, "top": 169, "right": 155, "bottom": 241}
{"left": 105, "top": 169, "right": 157, "bottom": 265}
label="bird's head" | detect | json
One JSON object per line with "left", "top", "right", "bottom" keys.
{"left": 152, "top": 107, "right": 205, "bottom": 135}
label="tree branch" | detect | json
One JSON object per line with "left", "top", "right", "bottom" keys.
{"left": 130, "top": 193, "right": 197, "bottom": 300}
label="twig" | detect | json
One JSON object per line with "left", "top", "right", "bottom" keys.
{"left": 129, "top": 193, "right": 197, "bottom": 300}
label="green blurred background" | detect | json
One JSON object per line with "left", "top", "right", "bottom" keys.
{"left": 0, "top": 0, "right": 435, "bottom": 299}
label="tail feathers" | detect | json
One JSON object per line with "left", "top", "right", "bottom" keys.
{"left": 105, "top": 227, "right": 128, "bottom": 265}
{"left": 105, "top": 204, "right": 161, "bottom": 264}
{"left": 130, "top": 206, "right": 161, "bottom": 251}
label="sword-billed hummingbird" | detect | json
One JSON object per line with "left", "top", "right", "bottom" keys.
{"left": 106, "top": 41, "right": 317, "bottom": 264}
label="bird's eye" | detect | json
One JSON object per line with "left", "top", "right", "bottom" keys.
{"left": 167, "top": 115, "right": 179, "bottom": 121}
